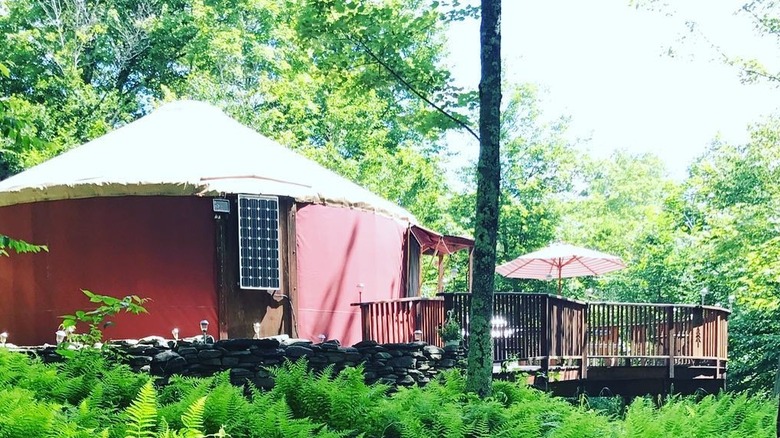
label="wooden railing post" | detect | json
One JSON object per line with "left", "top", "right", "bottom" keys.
{"left": 715, "top": 312, "right": 721, "bottom": 379}
{"left": 722, "top": 313, "right": 729, "bottom": 369}
{"left": 581, "top": 303, "right": 588, "bottom": 379}
{"left": 359, "top": 303, "right": 370, "bottom": 341}
{"left": 541, "top": 295, "right": 551, "bottom": 373}
{"left": 667, "top": 306, "right": 675, "bottom": 379}
{"left": 436, "top": 254, "right": 445, "bottom": 293}
{"left": 412, "top": 300, "right": 421, "bottom": 336}
{"left": 441, "top": 293, "right": 453, "bottom": 315}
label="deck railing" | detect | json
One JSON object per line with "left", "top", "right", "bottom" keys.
{"left": 441, "top": 293, "right": 587, "bottom": 364}
{"left": 351, "top": 296, "right": 445, "bottom": 344}
{"left": 585, "top": 302, "right": 729, "bottom": 377}
{"left": 353, "top": 292, "right": 730, "bottom": 378}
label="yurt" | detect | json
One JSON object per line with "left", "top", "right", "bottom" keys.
{"left": 0, "top": 101, "right": 471, "bottom": 345}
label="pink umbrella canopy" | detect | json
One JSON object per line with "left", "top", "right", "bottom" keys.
{"left": 495, "top": 242, "right": 626, "bottom": 294}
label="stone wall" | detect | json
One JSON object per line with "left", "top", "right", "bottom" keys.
{"left": 23, "top": 337, "right": 465, "bottom": 389}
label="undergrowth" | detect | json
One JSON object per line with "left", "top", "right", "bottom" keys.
{"left": 0, "top": 348, "right": 776, "bottom": 437}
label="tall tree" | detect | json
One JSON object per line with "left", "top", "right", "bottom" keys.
{"left": 466, "top": 0, "right": 501, "bottom": 397}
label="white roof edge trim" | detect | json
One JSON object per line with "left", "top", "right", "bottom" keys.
{"left": 0, "top": 100, "right": 418, "bottom": 223}
{"left": 0, "top": 183, "right": 417, "bottom": 222}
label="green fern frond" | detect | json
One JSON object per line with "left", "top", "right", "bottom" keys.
{"left": 160, "top": 417, "right": 171, "bottom": 435}
{"left": 0, "top": 387, "right": 58, "bottom": 437}
{"left": 465, "top": 415, "right": 490, "bottom": 438}
{"left": 124, "top": 381, "right": 158, "bottom": 438}
{"left": 181, "top": 396, "right": 207, "bottom": 434}
{"left": 159, "top": 376, "right": 214, "bottom": 431}
{"left": 201, "top": 375, "right": 250, "bottom": 434}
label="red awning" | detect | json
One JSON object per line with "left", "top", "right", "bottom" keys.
{"left": 410, "top": 225, "right": 473, "bottom": 255}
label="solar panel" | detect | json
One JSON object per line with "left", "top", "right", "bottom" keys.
{"left": 237, "top": 195, "right": 281, "bottom": 290}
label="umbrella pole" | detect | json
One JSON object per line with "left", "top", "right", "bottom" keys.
{"left": 557, "top": 271, "right": 562, "bottom": 295}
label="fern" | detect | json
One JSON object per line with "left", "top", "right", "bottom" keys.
{"left": 464, "top": 415, "right": 490, "bottom": 438}
{"left": 124, "top": 381, "right": 158, "bottom": 438}
{"left": 329, "top": 366, "right": 388, "bottom": 430}
{"left": 94, "top": 362, "right": 150, "bottom": 409}
{"left": 0, "top": 387, "right": 58, "bottom": 437}
{"left": 269, "top": 359, "right": 315, "bottom": 419}
{"left": 2, "top": 347, "right": 780, "bottom": 437}
{"left": 158, "top": 376, "right": 214, "bottom": 431}
{"left": 181, "top": 396, "right": 207, "bottom": 434}
{"left": 0, "top": 348, "right": 60, "bottom": 398}
{"left": 618, "top": 393, "right": 777, "bottom": 438}
{"left": 158, "top": 417, "right": 174, "bottom": 438}
{"left": 202, "top": 374, "right": 245, "bottom": 433}
{"left": 253, "top": 396, "right": 331, "bottom": 438}
{"left": 159, "top": 375, "right": 215, "bottom": 406}
{"left": 53, "top": 351, "right": 106, "bottom": 404}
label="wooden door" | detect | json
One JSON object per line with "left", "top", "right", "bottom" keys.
{"left": 216, "top": 196, "right": 297, "bottom": 340}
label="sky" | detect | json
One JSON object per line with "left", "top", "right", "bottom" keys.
{"left": 444, "top": 0, "right": 780, "bottom": 180}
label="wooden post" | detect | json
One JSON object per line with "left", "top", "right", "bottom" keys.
{"left": 405, "top": 227, "right": 412, "bottom": 297}
{"left": 581, "top": 304, "right": 588, "bottom": 380}
{"left": 667, "top": 306, "right": 675, "bottom": 380}
{"left": 359, "top": 304, "right": 370, "bottom": 341}
{"left": 542, "top": 295, "right": 551, "bottom": 373}
{"left": 286, "top": 204, "right": 299, "bottom": 337}
{"left": 437, "top": 254, "right": 445, "bottom": 293}
{"left": 467, "top": 248, "right": 474, "bottom": 293}
{"left": 442, "top": 293, "right": 453, "bottom": 317}
{"left": 715, "top": 314, "right": 721, "bottom": 379}
{"left": 215, "top": 213, "right": 229, "bottom": 340}
{"left": 416, "top": 246, "right": 431, "bottom": 297}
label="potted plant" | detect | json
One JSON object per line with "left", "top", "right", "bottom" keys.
{"left": 438, "top": 310, "right": 462, "bottom": 347}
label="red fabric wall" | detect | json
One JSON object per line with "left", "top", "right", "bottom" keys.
{"left": 295, "top": 204, "right": 406, "bottom": 346}
{"left": 0, "top": 196, "right": 217, "bottom": 345}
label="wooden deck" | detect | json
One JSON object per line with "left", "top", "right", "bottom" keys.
{"left": 352, "top": 292, "right": 730, "bottom": 398}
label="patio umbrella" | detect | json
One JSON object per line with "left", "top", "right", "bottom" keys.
{"left": 495, "top": 242, "right": 626, "bottom": 294}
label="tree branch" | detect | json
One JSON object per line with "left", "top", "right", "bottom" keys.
{"left": 685, "top": 19, "right": 780, "bottom": 85}
{"left": 742, "top": 67, "right": 780, "bottom": 83}
{"left": 349, "top": 36, "right": 480, "bottom": 142}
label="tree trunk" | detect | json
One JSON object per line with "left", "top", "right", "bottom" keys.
{"left": 466, "top": 0, "right": 502, "bottom": 397}
{"left": 775, "top": 357, "right": 780, "bottom": 437}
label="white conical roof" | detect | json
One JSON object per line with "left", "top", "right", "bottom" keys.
{"left": 0, "top": 101, "right": 415, "bottom": 221}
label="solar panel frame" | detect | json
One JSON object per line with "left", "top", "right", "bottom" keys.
{"left": 237, "top": 194, "right": 281, "bottom": 290}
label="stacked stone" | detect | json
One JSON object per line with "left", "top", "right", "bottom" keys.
{"left": 13, "top": 337, "right": 466, "bottom": 390}
{"left": 354, "top": 340, "right": 463, "bottom": 386}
